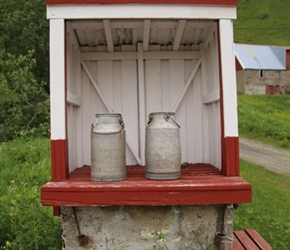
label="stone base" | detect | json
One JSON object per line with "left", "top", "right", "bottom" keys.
{"left": 61, "top": 205, "right": 232, "bottom": 250}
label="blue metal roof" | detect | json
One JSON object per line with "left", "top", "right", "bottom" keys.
{"left": 234, "top": 43, "right": 286, "bottom": 70}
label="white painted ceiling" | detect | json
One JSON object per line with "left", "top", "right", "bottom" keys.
{"left": 68, "top": 19, "right": 215, "bottom": 51}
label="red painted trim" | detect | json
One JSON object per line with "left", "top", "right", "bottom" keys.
{"left": 286, "top": 50, "right": 290, "bottom": 70}
{"left": 235, "top": 57, "right": 243, "bottom": 71}
{"left": 53, "top": 206, "right": 61, "bottom": 216}
{"left": 216, "top": 21, "right": 227, "bottom": 175}
{"left": 51, "top": 139, "right": 69, "bottom": 180}
{"left": 244, "top": 229, "right": 272, "bottom": 250}
{"left": 233, "top": 230, "right": 272, "bottom": 250}
{"left": 266, "top": 85, "right": 280, "bottom": 95}
{"left": 217, "top": 22, "right": 239, "bottom": 176}
{"left": 46, "top": 0, "right": 237, "bottom": 5}
{"left": 41, "top": 164, "right": 251, "bottom": 206}
{"left": 222, "top": 136, "right": 240, "bottom": 176}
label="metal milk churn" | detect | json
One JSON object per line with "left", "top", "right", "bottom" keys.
{"left": 91, "top": 113, "right": 127, "bottom": 181}
{"left": 145, "top": 112, "right": 181, "bottom": 180}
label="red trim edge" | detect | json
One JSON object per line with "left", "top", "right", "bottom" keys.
{"left": 222, "top": 136, "right": 240, "bottom": 176}
{"left": 46, "top": 0, "right": 237, "bottom": 5}
{"left": 51, "top": 139, "right": 69, "bottom": 180}
{"left": 41, "top": 165, "right": 251, "bottom": 206}
{"left": 53, "top": 206, "right": 61, "bottom": 216}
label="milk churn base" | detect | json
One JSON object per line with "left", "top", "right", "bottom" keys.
{"left": 91, "top": 174, "right": 127, "bottom": 182}
{"left": 145, "top": 172, "right": 181, "bottom": 180}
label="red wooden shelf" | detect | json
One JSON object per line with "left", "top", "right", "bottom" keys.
{"left": 41, "top": 164, "right": 251, "bottom": 206}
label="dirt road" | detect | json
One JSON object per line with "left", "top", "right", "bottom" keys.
{"left": 239, "top": 137, "right": 290, "bottom": 177}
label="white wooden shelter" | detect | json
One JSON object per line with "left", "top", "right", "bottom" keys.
{"left": 42, "top": 0, "right": 251, "bottom": 212}
{"left": 41, "top": 1, "right": 252, "bottom": 249}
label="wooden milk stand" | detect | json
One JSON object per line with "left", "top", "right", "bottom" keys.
{"left": 41, "top": 0, "right": 253, "bottom": 249}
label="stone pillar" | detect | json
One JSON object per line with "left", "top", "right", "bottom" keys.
{"left": 214, "top": 205, "right": 234, "bottom": 250}
{"left": 61, "top": 205, "right": 232, "bottom": 250}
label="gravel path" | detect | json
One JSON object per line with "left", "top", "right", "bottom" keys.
{"left": 239, "top": 137, "right": 290, "bottom": 177}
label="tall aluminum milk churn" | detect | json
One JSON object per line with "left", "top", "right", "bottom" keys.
{"left": 145, "top": 112, "right": 181, "bottom": 180}
{"left": 91, "top": 113, "right": 127, "bottom": 181}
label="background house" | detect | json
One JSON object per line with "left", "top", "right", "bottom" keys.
{"left": 235, "top": 43, "right": 290, "bottom": 95}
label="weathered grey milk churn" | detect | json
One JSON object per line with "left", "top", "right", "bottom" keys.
{"left": 145, "top": 112, "right": 181, "bottom": 180}
{"left": 91, "top": 113, "right": 126, "bottom": 181}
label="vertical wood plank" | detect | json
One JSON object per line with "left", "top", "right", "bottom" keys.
{"left": 51, "top": 139, "right": 68, "bottom": 180}
{"left": 145, "top": 60, "right": 162, "bottom": 113}
{"left": 200, "top": 43, "right": 210, "bottom": 163}
{"left": 75, "top": 49, "right": 83, "bottom": 169}
{"left": 50, "top": 19, "right": 66, "bottom": 140}
{"left": 81, "top": 66, "right": 92, "bottom": 166}
{"left": 121, "top": 60, "right": 140, "bottom": 165}
{"left": 97, "top": 60, "right": 114, "bottom": 111}
{"left": 138, "top": 43, "right": 146, "bottom": 165}
{"left": 191, "top": 64, "right": 203, "bottom": 163}
{"left": 184, "top": 59, "right": 194, "bottom": 162}
{"left": 161, "top": 60, "right": 170, "bottom": 111}
{"left": 113, "top": 61, "right": 123, "bottom": 112}
{"left": 219, "top": 19, "right": 238, "bottom": 137}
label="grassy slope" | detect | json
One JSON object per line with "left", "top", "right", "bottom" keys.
{"left": 234, "top": 0, "right": 290, "bottom": 46}
{"left": 236, "top": 95, "right": 290, "bottom": 249}
{"left": 238, "top": 94, "right": 290, "bottom": 149}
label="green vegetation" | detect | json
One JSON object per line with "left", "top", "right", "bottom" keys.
{"left": 238, "top": 94, "right": 290, "bottom": 149}
{"left": 0, "top": 0, "right": 49, "bottom": 142}
{"left": 236, "top": 94, "right": 290, "bottom": 250}
{"left": 0, "top": 137, "right": 61, "bottom": 250}
{"left": 234, "top": 0, "right": 290, "bottom": 46}
{"left": 0, "top": 0, "right": 289, "bottom": 249}
{"left": 234, "top": 160, "right": 290, "bottom": 250}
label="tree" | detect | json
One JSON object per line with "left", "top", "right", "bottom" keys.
{"left": 0, "top": 50, "right": 49, "bottom": 141}
{"left": 0, "top": 0, "right": 50, "bottom": 141}
{"left": 0, "top": 0, "right": 49, "bottom": 89}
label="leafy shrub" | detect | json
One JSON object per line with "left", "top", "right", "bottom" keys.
{"left": 0, "top": 50, "right": 50, "bottom": 142}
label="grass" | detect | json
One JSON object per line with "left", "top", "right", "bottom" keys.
{"left": 234, "top": 0, "right": 290, "bottom": 46}
{"left": 234, "top": 160, "right": 290, "bottom": 250}
{"left": 236, "top": 94, "right": 290, "bottom": 250}
{"left": 238, "top": 94, "right": 290, "bottom": 149}
{"left": 0, "top": 137, "right": 61, "bottom": 250}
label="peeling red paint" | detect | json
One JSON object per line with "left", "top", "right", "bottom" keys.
{"left": 41, "top": 164, "right": 251, "bottom": 206}
{"left": 222, "top": 137, "right": 240, "bottom": 176}
{"left": 51, "top": 139, "right": 69, "bottom": 180}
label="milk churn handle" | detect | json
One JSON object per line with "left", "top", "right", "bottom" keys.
{"left": 164, "top": 114, "right": 180, "bottom": 128}
{"left": 91, "top": 121, "right": 125, "bottom": 135}
{"left": 147, "top": 114, "right": 153, "bottom": 125}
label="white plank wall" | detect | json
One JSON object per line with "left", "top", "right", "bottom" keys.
{"left": 81, "top": 58, "right": 139, "bottom": 166}
{"left": 66, "top": 30, "right": 222, "bottom": 169}
{"left": 66, "top": 25, "right": 83, "bottom": 172}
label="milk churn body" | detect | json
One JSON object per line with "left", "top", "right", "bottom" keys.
{"left": 145, "top": 112, "right": 181, "bottom": 180}
{"left": 91, "top": 113, "right": 127, "bottom": 181}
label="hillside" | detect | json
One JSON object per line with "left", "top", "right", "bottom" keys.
{"left": 234, "top": 0, "right": 290, "bottom": 46}
{"left": 238, "top": 94, "right": 290, "bottom": 149}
